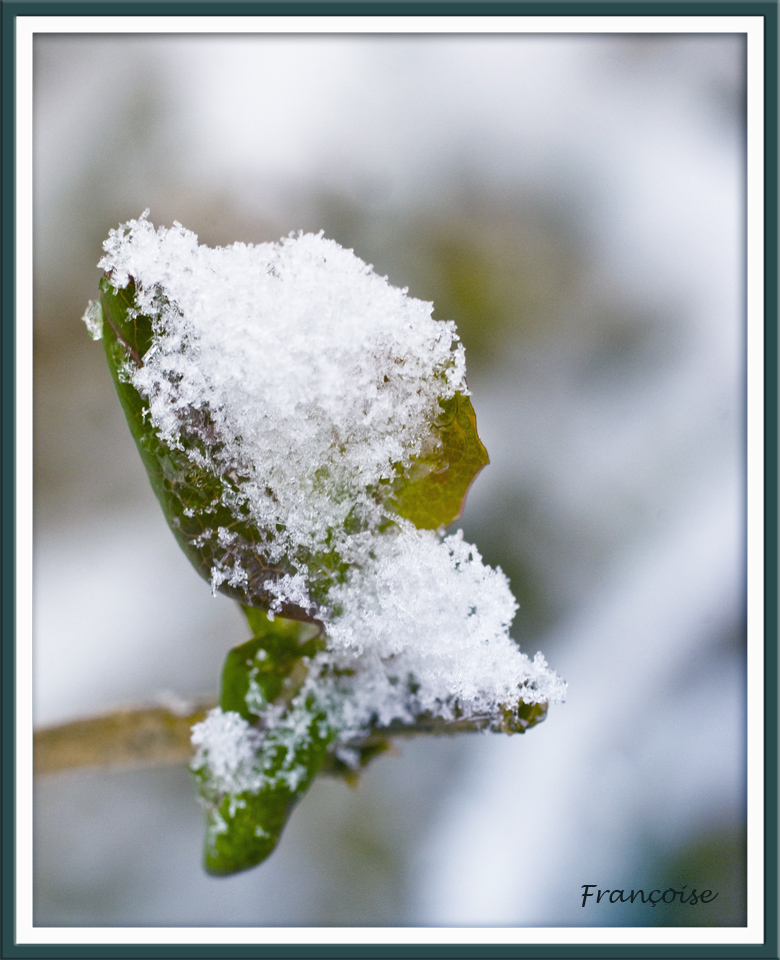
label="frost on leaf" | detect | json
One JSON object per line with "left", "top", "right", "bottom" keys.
{"left": 81, "top": 299, "right": 103, "bottom": 341}
{"left": 91, "top": 213, "right": 565, "bottom": 875}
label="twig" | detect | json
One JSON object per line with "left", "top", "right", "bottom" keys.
{"left": 33, "top": 701, "right": 532, "bottom": 778}
{"left": 33, "top": 700, "right": 216, "bottom": 776}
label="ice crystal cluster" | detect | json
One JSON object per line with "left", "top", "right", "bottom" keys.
{"left": 92, "top": 213, "right": 564, "bottom": 871}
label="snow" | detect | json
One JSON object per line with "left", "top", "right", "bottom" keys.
{"left": 81, "top": 299, "right": 103, "bottom": 341}
{"left": 190, "top": 708, "right": 264, "bottom": 797}
{"left": 322, "top": 529, "right": 565, "bottom": 729}
{"left": 96, "top": 215, "right": 564, "bottom": 775}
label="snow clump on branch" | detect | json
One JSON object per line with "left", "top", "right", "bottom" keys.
{"left": 97, "top": 212, "right": 565, "bottom": 741}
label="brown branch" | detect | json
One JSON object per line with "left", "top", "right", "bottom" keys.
{"left": 33, "top": 700, "right": 216, "bottom": 776}
{"left": 34, "top": 700, "right": 543, "bottom": 778}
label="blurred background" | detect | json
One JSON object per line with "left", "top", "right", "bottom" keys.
{"left": 32, "top": 31, "right": 747, "bottom": 926}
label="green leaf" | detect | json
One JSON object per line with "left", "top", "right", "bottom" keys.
{"left": 98, "top": 277, "right": 315, "bottom": 620}
{"left": 496, "top": 699, "right": 548, "bottom": 734}
{"left": 192, "top": 611, "right": 333, "bottom": 876}
{"left": 385, "top": 393, "right": 489, "bottom": 529}
{"left": 196, "top": 696, "right": 335, "bottom": 876}
{"left": 221, "top": 608, "right": 322, "bottom": 721}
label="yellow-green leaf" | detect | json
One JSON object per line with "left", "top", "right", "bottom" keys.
{"left": 387, "top": 393, "right": 489, "bottom": 529}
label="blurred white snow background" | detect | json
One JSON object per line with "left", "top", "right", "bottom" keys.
{"left": 32, "top": 31, "right": 747, "bottom": 926}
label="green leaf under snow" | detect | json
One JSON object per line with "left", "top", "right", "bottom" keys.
{"left": 195, "top": 694, "right": 335, "bottom": 876}
{"left": 192, "top": 610, "right": 332, "bottom": 876}
{"left": 98, "top": 277, "right": 314, "bottom": 620}
{"left": 98, "top": 276, "right": 489, "bottom": 615}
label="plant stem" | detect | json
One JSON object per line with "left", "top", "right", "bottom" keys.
{"left": 33, "top": 701, "right": 515, "bottom": 777}
{"left": 33, "top": 701, "right": 216, "bottom": 776}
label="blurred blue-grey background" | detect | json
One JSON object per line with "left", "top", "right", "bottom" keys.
{"left": 33, "top": 31, "right": 746, "bottom": 926}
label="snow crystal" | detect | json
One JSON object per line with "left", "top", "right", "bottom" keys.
{"left": 98, "top": 214, "right": 564, "bottom": 765}
{"left": 190, "top": 708, "right": 264, "bottom": 796}
{"left": 81, "top": 299, "right": 103, "bottom": 341}
{"left": 191, "top": 703, "right": 318, "bottom": 798}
